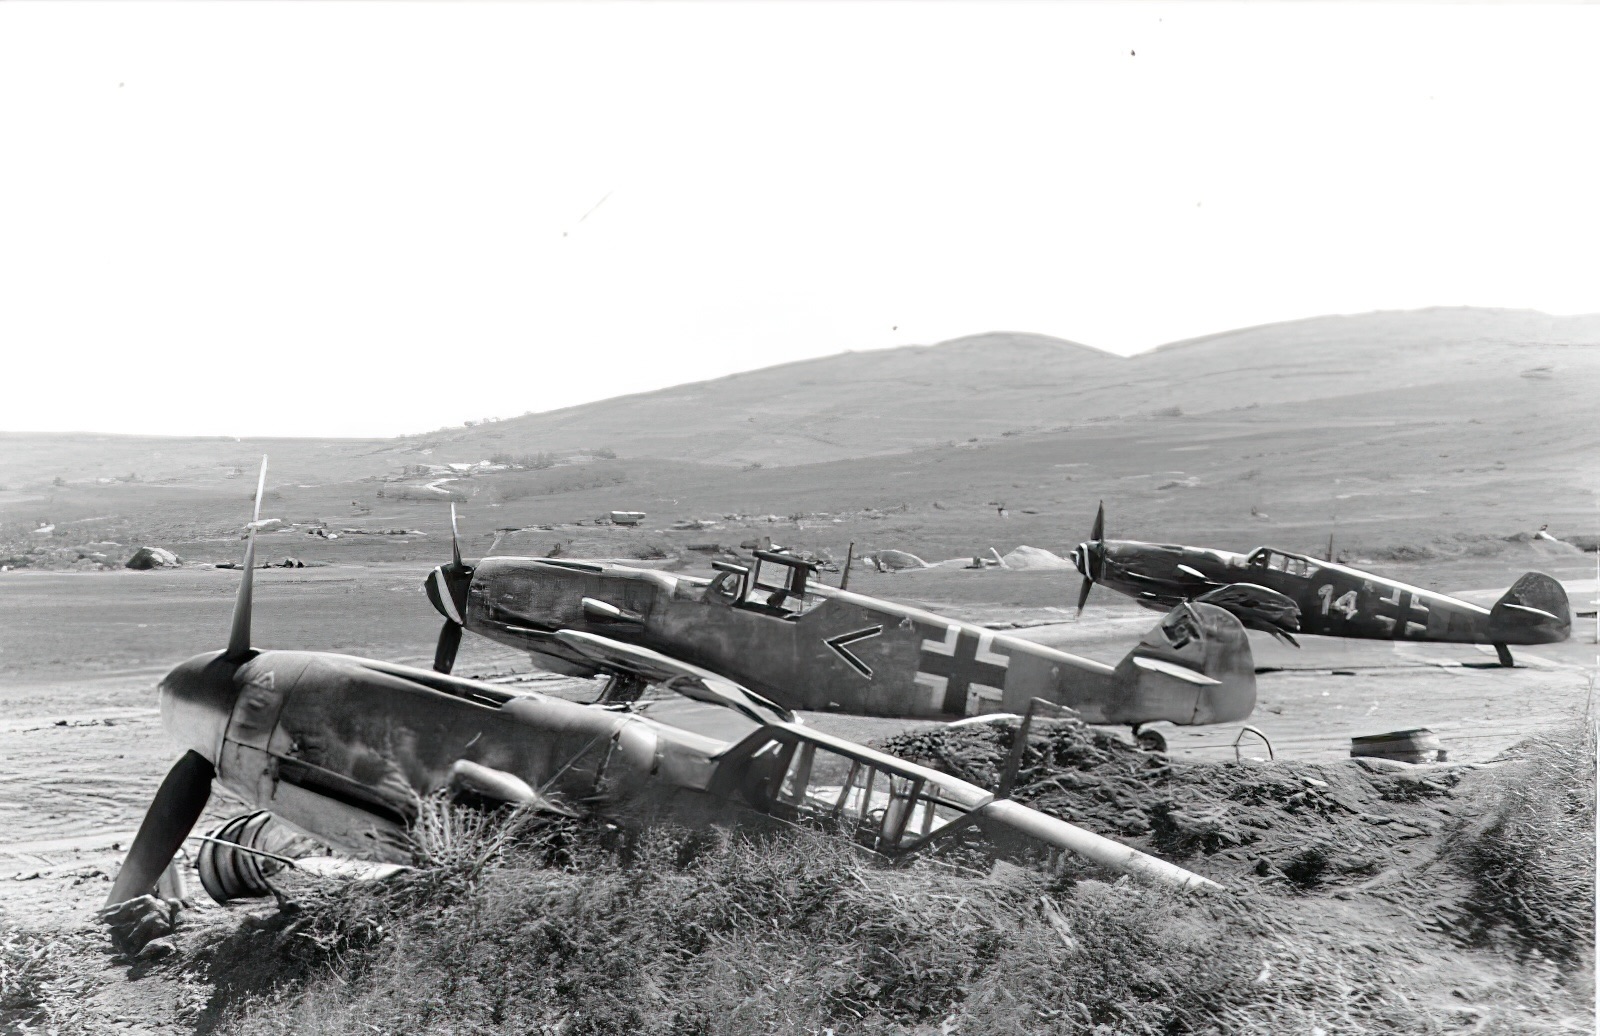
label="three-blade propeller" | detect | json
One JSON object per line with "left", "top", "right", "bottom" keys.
{"left": 424, "top": 504, "right": 475, "bottom": 674}
{"left": 108, "top": 455, "right": 268, "bottom": 907}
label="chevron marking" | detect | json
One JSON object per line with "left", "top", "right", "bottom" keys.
{"left": 824, "top": 625, "right": 883, "bottom": 680}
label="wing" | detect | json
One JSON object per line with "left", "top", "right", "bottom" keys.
{"left": 1194, "top": 582, "right": 1302, "bottom": 645}
{"left": 552, "top": 629, "right": 795, "bottom": 725}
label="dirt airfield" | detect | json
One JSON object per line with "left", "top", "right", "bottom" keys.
{"left": 1, "top": 549, "right": 1594, "bottom": 1033}
{"left": 1, "top": 313, "right": 1595, "bottom": 1032}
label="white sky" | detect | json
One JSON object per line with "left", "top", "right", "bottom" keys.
{"left": 2, "top": 2, "right": 1597, "bottom": 439}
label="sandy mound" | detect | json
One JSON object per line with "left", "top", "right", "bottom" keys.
{"left": 1001, "top": 545, "right": 1074, "bottom": 570}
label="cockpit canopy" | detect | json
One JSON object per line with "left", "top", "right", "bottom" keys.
{"left": 708, "top": 549, "right": 824, "bottom": 619}
{"left": 1245, "top": 547, "right": 1321, "bottom": 580}
{"left": 718, "top": 724, "right": 993, "bottom": 856}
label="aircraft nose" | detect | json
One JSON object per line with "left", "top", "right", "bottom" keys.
{"left": 424, "top": 564, "right": 471, "bottom": 625}
{"left": 424, "top": 566, "right": 460, "bottom": 623}
{"left": 158, "top": 651, "right": 240, "bottom": 764}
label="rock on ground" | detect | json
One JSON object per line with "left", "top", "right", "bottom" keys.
{"left": 125, "top": 547, "right": 181, "bottom": 570}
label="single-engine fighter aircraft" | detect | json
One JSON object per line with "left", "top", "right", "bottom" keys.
{"left": 1069, "top": 503, "right": 1571, "bottom": 667}
{"left": 424, "top": 509, "right": 1258, "bottom": 748}
{"left": 107, "top": 461, "right": 1218, "bottom": 914}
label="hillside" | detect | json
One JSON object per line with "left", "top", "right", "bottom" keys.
{"left": 434, "top": 306, "right": 1600, "bottom": 467}
{"left": 5, "top": 307, "right": 1595, "bottom": 489}
{"left": 1, "top": 307, "right": 1596, "bottom": 573}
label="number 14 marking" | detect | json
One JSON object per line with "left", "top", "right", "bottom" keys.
{"left": 1318, "top": 584, "right": 1359, "bottom": 619}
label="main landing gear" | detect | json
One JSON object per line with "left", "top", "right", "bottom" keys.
{"left": 1131, "top": 723, "right": 1276, "bottom": 761}
{"left": 1494, "top": 642, "right": 1515, "bottom": 668}
{"left": 1132, "top": 724, "right": 1167, "bottom": 754}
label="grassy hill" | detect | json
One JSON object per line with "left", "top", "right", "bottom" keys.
{"left": 2, "top": 307, "right": 1596, "bottom": 573}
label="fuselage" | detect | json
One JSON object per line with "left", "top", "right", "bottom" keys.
{"left": 458, "top": 556, "right": 1256, "bottom": 727}
{"left": 1076, "top": 540, "right": 1569, "bottom": 646}
{"left": 159, "top": 647, "right": 741, "bottom": 861}
{"left": 153, "top": 645, "right": 1217, "bottom": 886}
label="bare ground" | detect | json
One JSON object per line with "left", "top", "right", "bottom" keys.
{"left": 1, "top": 555, "right": 1594, "bottom": 1034}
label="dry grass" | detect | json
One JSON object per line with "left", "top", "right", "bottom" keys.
{"left": 189, "top": 803, "right": 1470, "bottom": 1036}
{"left": 1441, "top": 720, "right": 1597, "bottom": 968}
{"left": 0, "top": 927, "right": 56, "bottom": 1026}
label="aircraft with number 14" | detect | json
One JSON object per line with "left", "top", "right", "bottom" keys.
{"left": 1068, "top": 503, "right": 1571, "bottom": 667}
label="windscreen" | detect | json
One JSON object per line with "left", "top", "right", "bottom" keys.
{"left": 768, "top": 738, "right": 983, "bottom": 851}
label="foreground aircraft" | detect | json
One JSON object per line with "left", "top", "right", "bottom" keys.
{"left": 1069, "top": 504, "right": 1571, "bottom": 666}
{"left": 424, "top": 515, "right": 1258, "bottom": 747}
{"left": 107, "top": 462, "right": 1218, "bottom": 912}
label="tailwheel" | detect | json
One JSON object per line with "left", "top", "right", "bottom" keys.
{"left": 1132, "top": 724, "right": 1168, "bottom": 754}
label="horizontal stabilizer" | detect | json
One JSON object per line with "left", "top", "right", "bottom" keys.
{"left": 1132, "top": 655, "right": 1220, "bottom": 685}
{"left": 1490, "top": 571, "right": 1572, "bottom": 643}
{"left": 1497, "top": 602, "right": 1563, "bottom": 623}
{"left": 1112, "top": 602, "right": 1256, "bottom": 726}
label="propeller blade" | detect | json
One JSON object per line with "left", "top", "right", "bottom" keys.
{"left": 434, "top": 619, "right": 463, "bottom": 674}
{"left": 450, "top": 502, "right": 462, "bottom": 569}
{"left": 251, "top": 455, "right": 267, "bottom": 524}
{"left": 106, "top": 750, "right": 214, "bottom": 906}
{"left": 1075, "top": 576, "right": 1093, "bottom": 616}
{"left": 226, "top": 456, "right": 268, "bottom": 662}
{"left": 1089, "top": 500, "right": 1105, "bottom": 544}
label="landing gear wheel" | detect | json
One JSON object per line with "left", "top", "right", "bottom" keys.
{"left": 1133, "top": 724, "right": 1168, "bottom": 754}
{"left": 1493, "top": 643, "right": 1515, "bottom": 668}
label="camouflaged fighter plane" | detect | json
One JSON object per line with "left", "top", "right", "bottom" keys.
{"left": 1069, "top": 503, "right": 1571, "bottom": 667}
{"left": 424, "top": 510, "right": 1258, "bottom": 747}
{"left": 106, "top": 461, "right": 1218, "bottom": 911}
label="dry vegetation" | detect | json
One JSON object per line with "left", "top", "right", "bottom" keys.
{"left": 0, "top": 929, "right": 56, "bottom": 1025}
{"left": 183, "top": 825, "right": 1374, "bottom": 1036}
{"left": 30, "top": 720, "right": 1574, "bottom": 1036}
{"left": 1440, "top": 722, "right": 1597, "bottom": 967}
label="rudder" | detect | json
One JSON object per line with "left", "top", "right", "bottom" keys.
{"left": 1111, "top": 602, "right": 1256, "bottom": 726}
{"left": 1490, "top": 571, "right": 1571, "bottom": 644}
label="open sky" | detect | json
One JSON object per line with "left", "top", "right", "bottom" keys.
{"left": 3, "top": 2, "right": 1597, "bottom": 439}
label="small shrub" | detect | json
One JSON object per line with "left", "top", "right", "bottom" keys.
{"left": 1, "top": 930, "right": 56, "bottom": 1024}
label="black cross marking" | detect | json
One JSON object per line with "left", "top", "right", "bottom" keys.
{"left": 825, "top": 625, "right": 882, "bottom": 679}
{"left": 916, "top": 627, "right": 1009, "bottom": 714}
{"left": 1373, "top": 588, "right": 1429, "bottom": 639}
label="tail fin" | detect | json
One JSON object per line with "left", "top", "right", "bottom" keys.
{"left": 1490, "top": 572, "right": 1571, "bottom": 643}
{"left": 1111, "top": 602, "right": 1256, "bottom": 725}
